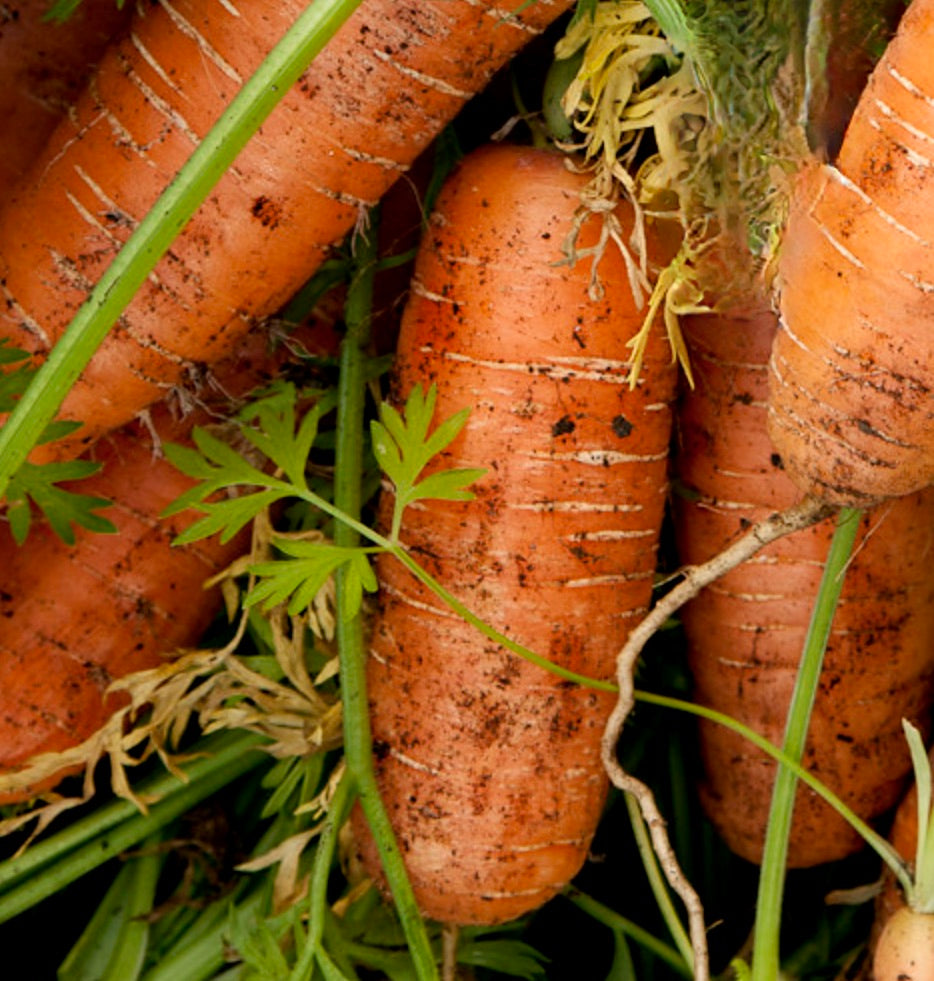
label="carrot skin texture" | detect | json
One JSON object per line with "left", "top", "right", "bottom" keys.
{"left": 676, "top": 307, "right": 934, "bottom": 866}
{"left": 0, "top": 0, "right": 574, "bottom": 462}
{"left": 349, "top": 144, "right": 678, "bottom": 925}
{"left": 768, "top": 0, "right": 934, "bottom": 505}
{"left": 0, "top": 0, "right": 133, "bottom": 191}
{"left": 0, "top": 320, "right": 339, "bottom": 801}
{"left": 874, "top": 907, "right": 934, "bottom": 981}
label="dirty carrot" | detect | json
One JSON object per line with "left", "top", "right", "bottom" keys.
{"left": 0, "top": 0, "right": 574, "bottom": 465}
{"left": 350, "top": 142, "right": 679, "bottom": 926}
{"left": 768, "top": 0, "right": 934, "bottom": 506}
{"left": 0, "top": 0, "right": 132, "bottom": 193}
{"left": 674, "top": 303, "right": 934, "bottom": 866}
{"left": 0, "top": 319, "right": 338, "bottom": 802}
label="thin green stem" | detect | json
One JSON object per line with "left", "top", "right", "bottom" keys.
{"left": 623, "top": 792, "right": 694, "bottom": 971}
{"left": 0, "top": 0, "right": 365, "bottom": 499}
{"left": 563, "top": 886, "right": 692, "bottom": 978}
{"left": 0, "top": 731, "right": 267, "bottom": 921}
{"left": 293, "top": 770, "right": 354, "bottom": 981}
{"left": 332, "top": 219, "right": 438, "bottom": 981}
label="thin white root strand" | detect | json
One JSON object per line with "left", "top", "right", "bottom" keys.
{"left": 442, "top": 923, "right": 459, "bottom": 981}
{"left": 601, "top": 494, "right": 836, "bottom": 981}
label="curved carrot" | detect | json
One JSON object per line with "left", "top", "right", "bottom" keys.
{"left": 350, "top": 143, "right": 679, "bottom": 925}
{"left": 768, "top": 0, "right": 934, "bottom": 506}
{"left": 675, "top": 304, "right": 934, "bottom": 866}
{"left": 0, "top": 0, "right": 132, "bottom": 192}
{"left": 0, "top": 317, "right": 339, "bottom": 801}
{"left": 0, "top": 0, "right": 574, "bottom": 464}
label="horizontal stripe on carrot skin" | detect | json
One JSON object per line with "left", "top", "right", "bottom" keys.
{"left": 349, "top": 143, "right": 679, "bottom": 926}
{"left": 0, "top": 0, "right": 575, "bottom": 464}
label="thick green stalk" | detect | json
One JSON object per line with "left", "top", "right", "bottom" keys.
{"left": 332, "top": 219, "right": 438, "bottom": 981}
{"left": 0, "top": 0, "right": 364, "bottom": 499}
{"left": 0, "top": 731, "right": 267, "bottom": 921}
{"left": 750, "top": 506, "right": 862, "bottom": 981}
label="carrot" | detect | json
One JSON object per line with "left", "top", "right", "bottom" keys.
{"left": 0, "top": 0, "right": 574, "bottom": 464}
{"left": 871, "top": 740, "right": 934, "bottom": 981}
{"left": 674, "top": 303, "right": 934, "bottom": 866}
{"left": 875, "top": 907, "right": 934, "bottom": 981}
{"left": 349, "top": 142, "right": 679, "bottom": 926}
{"left": 871, "top": 752, "right": 924, "bottom": 966}
{"left": 767, "top": 0, "right": 934, "bottom": 506}
{"left": 0, "top": 316, "right": 339, "bottom": 802}
{"left": 0, "top": 0, "right": 132, "bottom": 192}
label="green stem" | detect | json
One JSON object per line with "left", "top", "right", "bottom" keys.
{"left": 563, "top": 886, "right": 692, "bottom": 978}
{"left": 0, "top": 730, "right": 267, "bottom": 921}
{"left": 99, "top": 833, "right": 166, "bottom": 981}
{"left": 141, "top": 886, "right": 266, "bottom": 981}
{"left": 748, "top": 506, "right": 861, "bottom": 981}
{"left": 623, "top": 792, "right": 694, "bottom": 971}
{"left": 293, "top": 770, "right": 354, "bottom": 981}
{"left": 332, "top": 219, "right": 438, "bottom": 981}
{"left": 0, "top": 0, "right": 365, "bottom": 500}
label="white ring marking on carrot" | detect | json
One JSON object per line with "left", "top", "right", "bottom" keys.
{"left": 867, "top": 117, "right": 934, "bottom": 172}
{"left": 874, "top": 99, "right": 934, "bottom": 150}
{"left": 827, "top": 166, "right": 931, "bottom": 248}
{"left": 567, "top": 529, "right": 655, "bottom": 541}
{"left": 0, "top": 283, "right": 50, "bottom": 348}
{"left": 423, "top": 348, "right": 636, "bottom": 383}
{"left": 214, "top": 0, "right": 242, "bottom": 18}
{"left": 130, "top": 32, "right": 188, "bottom": 101}
{"left": 525, "top": 448, "right": 668, "bottom": 465}
{"left": 119, "top": 54, "right": 201, "bottom": 147}
{"left": 371, "top": 49, "right": 474, "bottom": 99}
{"left": 388, "top": 747, "right": 443, "bottom": 777}
{"left": 887, "top": 63, "right": 934, "bottom": 108}
{"left": 506, "top": 500, "right": 644, "bottom": 513}
{"left": 73, "top": 165, "right": 139, "bottom": 228}
{"left": 157, "top": 0, "right": 243, "bottom": 84}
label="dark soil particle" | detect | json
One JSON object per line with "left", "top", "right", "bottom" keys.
{"left": 551, "top": 415, "right": 575, "bottom": 437}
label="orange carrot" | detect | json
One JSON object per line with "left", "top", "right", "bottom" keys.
{"left": 0, "top": 0, "right": 132, "bottom": 192}
{"left": 768, "top": 0, "right": 934, "bottom": 506}
{"left": 675, "top": 303, "right": 934, "bottom": 866}
{"left": 0, "top": 0, "right": 574, "bottom": 464}
{"left": 349, "top": 143, "right": 678, "bottom": 925}
{"left": 0, "top": 316, "right": 339, "bottom": 801}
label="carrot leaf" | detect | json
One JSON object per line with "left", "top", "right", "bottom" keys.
{"left": 236, "top": 382, "right": 336, "bottom": 491}
{"left": 371, "top": 384, "right": 486, "bottom": 542}
{"left": 247, "top": 541, "right": 378, "bottom": 622}
{"left": 171, "top": 489, "right": 287, "bottom": 547}
{"left": 5, "top": 458, "right": 115, "bottom": 546}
